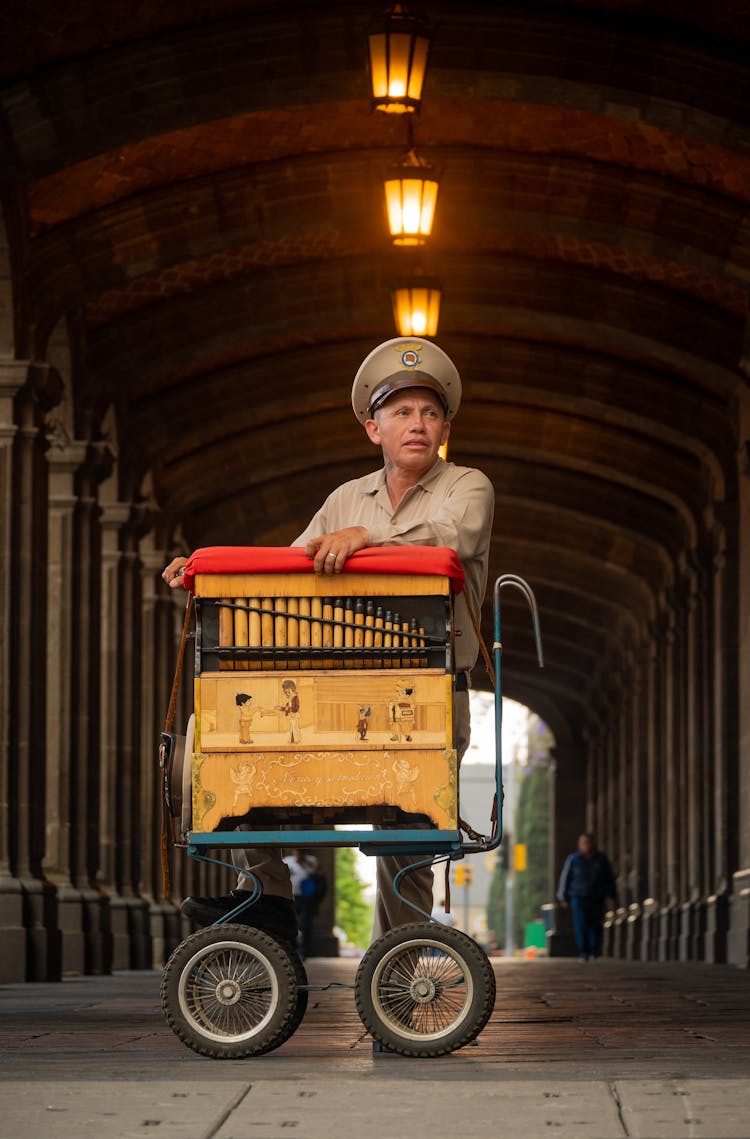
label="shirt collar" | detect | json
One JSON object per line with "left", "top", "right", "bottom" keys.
{"left": 361, "top": 456, "right": 446, "bottom": 497}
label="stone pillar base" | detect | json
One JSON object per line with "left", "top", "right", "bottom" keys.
{"left": 625, "top": 904, "right": 642, "bottom": 960}
{"left": 85, "top": 892, "right": 113, "bottom": 975}
{"left": 149, "top": 901, "right": 182, "bottom": 969}
{"left": 546, "top": 903, "right": 578, "bottom": 957}
{"left": 728, "top": 870, "right": 750, "bottom": 969}
{"left": 601, "top": 912, "right": 615, "bottom": 957}
{"left": 56, "top": 886, "right": 87, "bottom": 975}
{"left": 640, "top": 899, "right": 660, "bottom": 961}
{"left": 109, "top": 895, "right": 134, "bottom": 970}
{"left": 22, "top": 879, "right": 61, "bottom": 981}
{"left": 657, "top": 904, "right": 679, "bottom": 961}
{"left": 127, "top": 898, "right": 153, "bottom": 970}
{"left": 705, "top": 893, "right": 730, "bottom": 963}
{"left": 0, "top": 878, "right": 28, "bottom": 982}
{"left": 612, "top": 910, "right": 628, "bottom": 958}
{"left": 678, "top": 899, "right": 705, "bottom": 962}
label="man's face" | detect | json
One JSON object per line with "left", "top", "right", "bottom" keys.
{"left": 365, "top": 388, "right": 449, "bottom": 472}
{"left": 578, "top": 834, "right": 593, "bottom": 856}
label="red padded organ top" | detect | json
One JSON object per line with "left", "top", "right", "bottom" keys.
{"left": 182, "top": 545, "right": 465, "bottom": 594}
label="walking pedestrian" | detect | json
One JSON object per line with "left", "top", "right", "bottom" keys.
{"left": 557, "top": 833, "right": 617, "bottom": 961}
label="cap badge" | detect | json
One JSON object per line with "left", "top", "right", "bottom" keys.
{"left": 397, "top": 343, "right": 421, "bottom": 368}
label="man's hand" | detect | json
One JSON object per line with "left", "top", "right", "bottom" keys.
{"left": 305, "top": 526, "right": 369, "bottom": 575}
{"left": 162, "top": 556, "right": 188, "bottom": 589}
{"left": 559, "top": 900, "right": 569, "bottom": 910}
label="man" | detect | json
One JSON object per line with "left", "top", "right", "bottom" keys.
{"left": 163, "top": 336, "right": 494, "bottom": 945}
{"left": 557, "top": 833, "right": 618, "bottom": 962}
{"left": 282, "top": 849, "right": 322, "bottom": 960}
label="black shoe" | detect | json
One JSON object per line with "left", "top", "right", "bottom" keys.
{"left": 181, "top": 891, "right": 298, "bottom": 942}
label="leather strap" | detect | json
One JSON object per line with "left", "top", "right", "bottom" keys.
{"left": 465, "top": 596, "right": 496, "bottom": 689}
{"left": 159, "top": 593, "right": 194, "bottom": 899}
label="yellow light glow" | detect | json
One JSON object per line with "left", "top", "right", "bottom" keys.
{"left": 391, "top": 284, "right": 441, "bottom": 337}
{"left": 438, "top": 441, "right": 449, "bottom": 460}
{"left": 384, "top": 162, "right": 439, "bottom": 244}
{"left": 368, "top": 9, "right": 430, "bottom": 113}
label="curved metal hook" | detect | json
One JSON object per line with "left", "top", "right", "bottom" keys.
{"left": 493, "top": 574, "right": 544, "bottom": 668}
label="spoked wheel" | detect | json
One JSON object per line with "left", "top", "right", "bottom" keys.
{"left": 355, "top": 922, "right": 496, "bottom": 1057}
{"left": 161, "top": 924, "right": 301, "bottom": 1058}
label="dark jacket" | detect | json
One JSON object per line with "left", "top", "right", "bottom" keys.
{"left": 557, "top": 850, "right": 617, "bottom": 905}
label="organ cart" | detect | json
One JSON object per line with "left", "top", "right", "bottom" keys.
{"left": 159, "top": 545, "right": 543, "bottom": 1058}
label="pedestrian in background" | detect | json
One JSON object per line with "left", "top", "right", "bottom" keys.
{"left": 283, "top": 849, "right": 323, "bottom": 959}
{"left": 557, "top": 833, "right": 617, "bottom": 962}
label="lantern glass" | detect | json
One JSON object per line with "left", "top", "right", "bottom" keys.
{"left": 384, "top": 172, "right": 439, "bottom": 244}
{"left": 391, "top": 284, "right": 442, "bottom": 337}
{"left": 368, "top": 7, "right": 431, "bottom": 113}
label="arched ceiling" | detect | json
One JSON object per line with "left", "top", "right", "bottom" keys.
{"left": 2, "top": 0, "right": 748, "bottom": 737}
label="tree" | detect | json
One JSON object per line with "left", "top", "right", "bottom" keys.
{"left": 486, "top": 854, "right": 506, "bottom": 949}
{"left": 514, "top": 762, "right": 551, "bottom": 945}
{"left": 335, "top": 847, "right": 373, "bottom": 948}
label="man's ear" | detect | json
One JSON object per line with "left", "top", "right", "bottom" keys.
{"left": 441, "top": 419, "right": 451, "bottom": 445}
{"left": 364, "top": 417, "right": 381, "bottom": 445}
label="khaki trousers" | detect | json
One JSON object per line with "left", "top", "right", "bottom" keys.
{"left": 231, "top": 691, "right": 471, "bottom": 940}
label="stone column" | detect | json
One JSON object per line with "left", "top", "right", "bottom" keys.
{"left": 680, "top": 560, "right": 704, "bottom": 960}
{"left": 658, "top": 604, "right": 678, "bottom": 961}
{"left": 10, "top": 366, "right": 64, "bottom": 980}
{"left": 0, "top": 362, "right": 27, "bottom": 981}
{"left": 43, "top": 433, "right": 87, "bottom": 974}
{"left": 625, "top": 644, "right": 647, "bottom": 961}
{"left": 70, "top": 445, "right": 114, "bottom": 974}
{"left": 729, "top": 396, "right": 750, "bottom": 967}
{"left": 113, "top": 508, "right": 151, "bottom": 968}
{"left": 705, "top": 524, "right": 731, "bottom": 963}
{"left": 139, "top": 535, "right": 182, "bottom": 965}
{"left": 97, "top": 489, "right": 131, "bottom": 970}
{"left": 613, "top": 664, "right": 632, "bottom": 959}
{"left": 546, "top": 738, "right": 587, "bottom": 957}
{"left": 641, "top": 631, "right": 661, "bottom": 961}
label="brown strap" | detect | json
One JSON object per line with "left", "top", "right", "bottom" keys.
{"left": 160, "top": 593, "right": 194, "bottom": 899}
{"left": 465, "top": 596, "right": 496, "bottom": 689}
{"left": 458, "top": 597, "right": 498, "bottom": 845}
{"left": 458, "top": 814, "right": 485, "bottom": 843}
{"left": 490, "top": 791, "right": 499, "bottom": 842}
{"left": 164, "top": 593, "right": 194, "bottom": 735}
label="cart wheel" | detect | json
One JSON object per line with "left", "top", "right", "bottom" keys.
{"left": 355, "top": 922, "right": 495, "bottom": 1057}
{"left": 161, "top": 924, "right": 300, "bottom": 1058}
{"left": 286, "top": 944, "right": 309, "bottom": 1035}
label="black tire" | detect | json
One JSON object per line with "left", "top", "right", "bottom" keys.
{"left": 285, "top": 944, "right": 309, "bottom": 1035}
{"left": 161, "top": 924, "right": 300, "bottom": 1058}
{"left": 355, "top": 922, "right": 495, "bottom": 1057}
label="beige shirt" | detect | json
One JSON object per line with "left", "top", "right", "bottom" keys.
{"left": 294, "top": 458, "right": 495, "bottom": 671}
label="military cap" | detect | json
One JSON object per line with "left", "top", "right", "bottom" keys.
{"left": 351, "top": 337, "right": 461, "bottom": 425}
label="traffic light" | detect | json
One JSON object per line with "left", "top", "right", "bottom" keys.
{"left": 453, "top": 863, "right": 474, "bottom": 887}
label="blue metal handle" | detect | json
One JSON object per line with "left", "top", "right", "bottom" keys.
{"left": 483, "top": 574, "right": 544, "bottom": 853}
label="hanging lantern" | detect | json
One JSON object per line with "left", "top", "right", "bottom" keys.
{"left": 391, "top": 281, "right": 442, "bottom": 337}
{"left": 384, "top": 150, "right": 439, "bottom": 245}
{"left": 368, "top": 4, "right": 431, "bottom": 114}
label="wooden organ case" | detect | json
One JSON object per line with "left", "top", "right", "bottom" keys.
{"left": 184, "top": 546, "right": 464, "bottom": 834}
